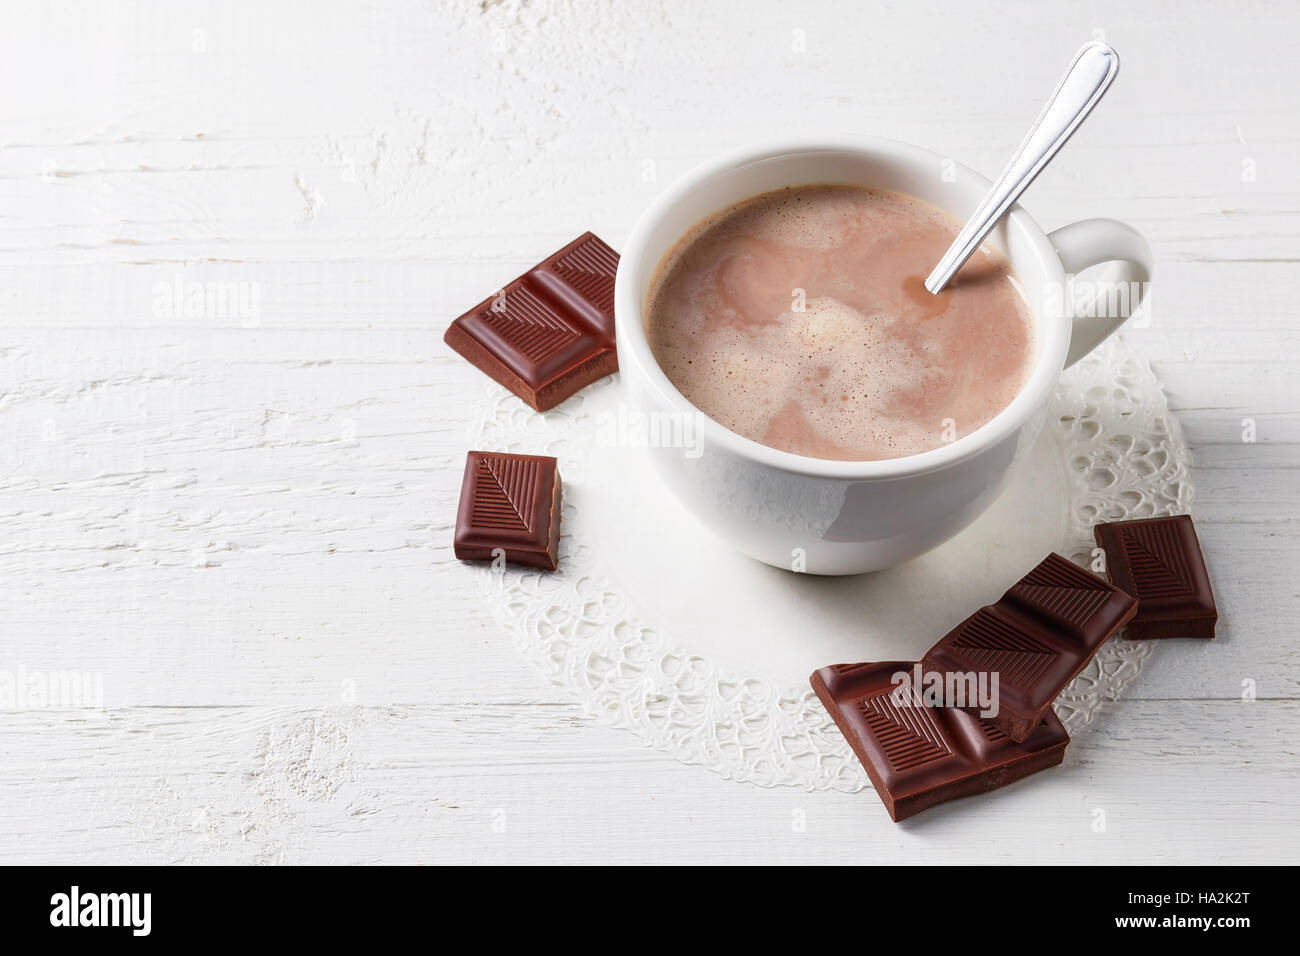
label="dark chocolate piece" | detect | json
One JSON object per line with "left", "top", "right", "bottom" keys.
{"left": 1094, "top": 515, "right": 1216, "bottom": 639}
{"left": 444, "top": 232, "right": 619, "bottom": 411}
{"left": 921, "top": 553, "right": 1137, "bottom": 742}
{"left": 811, "top": 661, "right": 1069, "bottom": 822}
{"left": 454, "top": 451, "right": 561, "bottom": 570}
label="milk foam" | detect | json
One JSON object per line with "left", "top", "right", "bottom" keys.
{"left": 645, "top": 185, "right": 1035, "bottom": 461}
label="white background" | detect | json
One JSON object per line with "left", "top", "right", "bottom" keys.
{"left": 0, "top": 0, "right": 1295, "bottom": 864}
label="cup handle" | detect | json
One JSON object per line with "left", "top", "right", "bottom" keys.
{"left": 1047, "top": 218, "right": 1153, "bottom": 368}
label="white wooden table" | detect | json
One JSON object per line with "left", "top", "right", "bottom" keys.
{"left": 1, "top": 0, "right": 1295, "bottom": 864}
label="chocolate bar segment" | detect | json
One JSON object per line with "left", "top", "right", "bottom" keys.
{"left": 444, "top": 232, "right": 619, "bottom": 411}
{"left": 1094, "top": 515, "right": 1217, "bottom": 639}
{"left": 921, "top": 553, "right": 1137, "bottom": 742}
{"left": 454, "top": 451, "right": 562, "bottom": 570}
{"left": 811, "top": 661, "right": 1069, "bottom": 822}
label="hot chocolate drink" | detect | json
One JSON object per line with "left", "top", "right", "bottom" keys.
{"left": 644, "top": 185, "right": 1035, "bottom": 461}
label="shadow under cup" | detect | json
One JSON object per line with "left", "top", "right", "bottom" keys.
{"left": 613, "top": 139, "right": 1074, "bottom": 575}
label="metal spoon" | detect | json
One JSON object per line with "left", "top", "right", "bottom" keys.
{"left": 924, "top": 40, "right": 1121, "bottom": 294}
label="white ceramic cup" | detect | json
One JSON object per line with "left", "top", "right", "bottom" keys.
{"left": 614, "top": 136, "right": 1152, "bottom": 575}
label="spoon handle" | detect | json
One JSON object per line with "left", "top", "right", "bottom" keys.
{"left": 925, "top": 41, "right": 1121, "bottom": 294}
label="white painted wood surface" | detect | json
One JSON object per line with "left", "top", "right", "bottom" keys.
{"left": 0, "top": 0, "right": 1296, "bottom": 864}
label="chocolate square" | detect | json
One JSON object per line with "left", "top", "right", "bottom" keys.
{"left": 811, "top": 661, "right": 1069, "bottom": 822}
{"left": 921, "top": 553, "right": 1137, "bottom": 742}
{"left": 444, "top": 232, "right": 619, "bottom": 411}
{"left": 454, "top": 451, "right": 561, "bottom": 570}
{"left": 1094, "top": 515, "right": 1217, "bottom": 639}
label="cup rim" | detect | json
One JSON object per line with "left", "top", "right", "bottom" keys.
{"left": 614, "top": 135, "right": 1070, "bottom": 480}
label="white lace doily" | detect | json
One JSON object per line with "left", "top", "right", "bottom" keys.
{"left": 469, "top": 336, "right": 1191, "bottom": 792}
